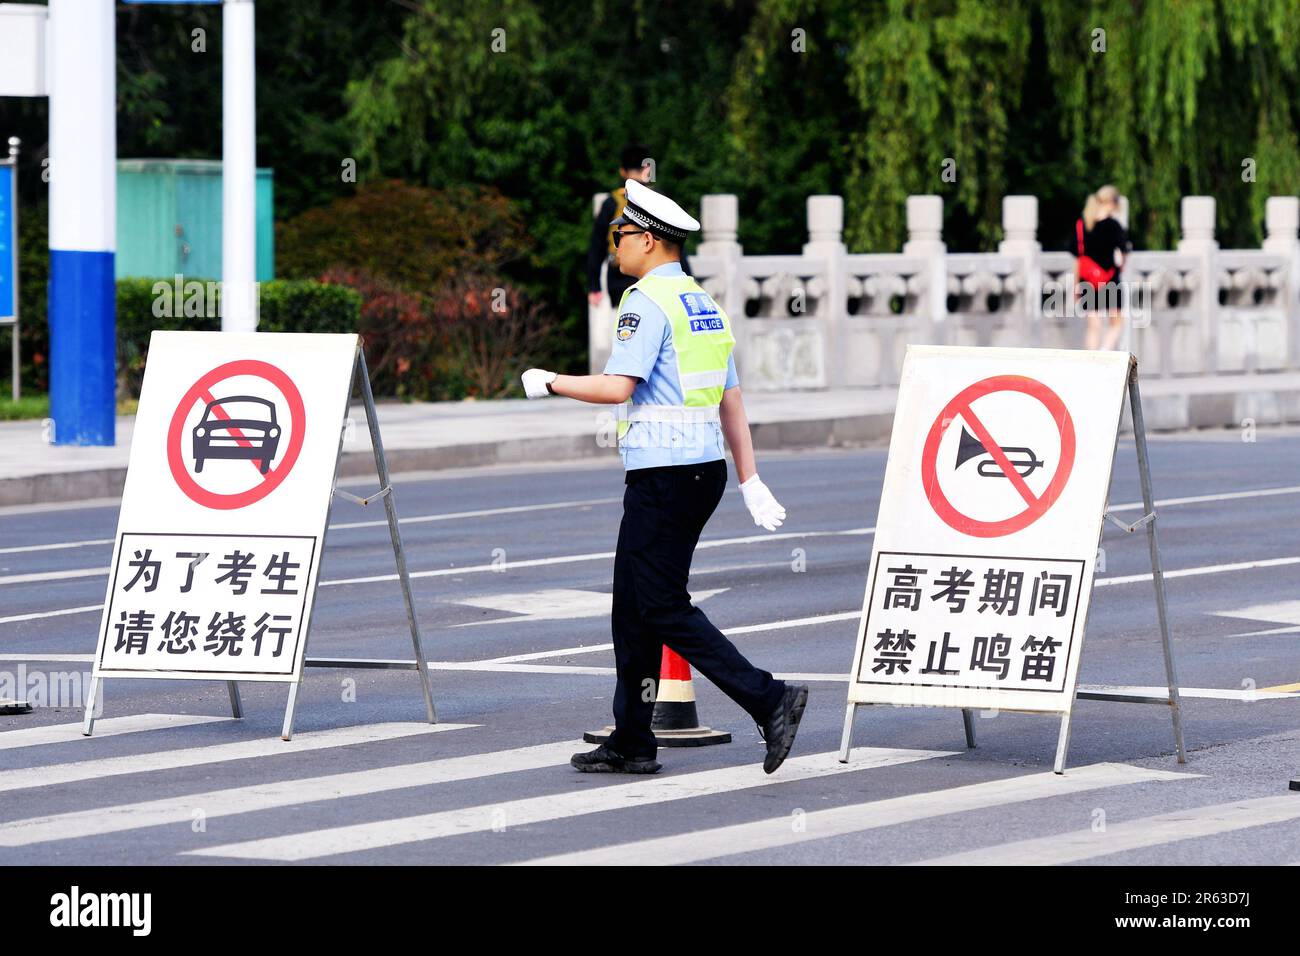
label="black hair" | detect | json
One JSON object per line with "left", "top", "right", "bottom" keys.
{"left": 651, "top": 231, "right": 683, "bottom": 256}
{"left": 620, "top": 143, "right": 652, "bottom": 171}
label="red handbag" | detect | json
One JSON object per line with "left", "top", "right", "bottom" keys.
{"left": 1076, "top": 218, "right": 1116, "bottom": 285}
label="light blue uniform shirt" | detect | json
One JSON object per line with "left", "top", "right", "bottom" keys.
{"left": 602, "top": 262, "right": 739, "bottom": 471}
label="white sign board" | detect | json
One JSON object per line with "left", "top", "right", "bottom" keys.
{"left": 0, "top": 4, "right": 48, "bottom": 97}
{"left": 91, "top": 332, "right": 358, "bottom": 682}
{"left": 846, "top": 345, "right": 1132, "bottom": 714}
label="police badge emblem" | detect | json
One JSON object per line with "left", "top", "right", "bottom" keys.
{"left": 616, "top": 312, "right": 641, "bottom": 341}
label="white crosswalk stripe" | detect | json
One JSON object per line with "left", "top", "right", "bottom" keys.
{"left": 183, "top": 746, "right": 955, "bottom": 861}
{"left": 512, "top": 761, "right": 1196, "bottom": 866}
{"left": 3, "top": 718, "right": 1290, "bottom": 866}
{"left": 914, "top": 794, "right": 1300, "bottom": 865}
{"left": 0, "top": 739, "right": 579, "bottom": 847}
{"left": 0, "top": 713, "right": 229, "bottom": 751}
{"left": 0, "top": 721, "right": 474, "bottom": 793}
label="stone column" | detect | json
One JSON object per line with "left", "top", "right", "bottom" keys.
{"left": 1176, "top": 196, "right": 1218, "bottom": 374}
{"left": 998, "top": 195, "right": 1042, "bottom": 346}
{"left": 1261, "top": 196, "right": 1300, "bottom": 371}
{"left": 802, "top": 195, "right": 846, "bottom": 387}
{"left": 903, "top": 195, "right": 947, "bottom": 343}
{"left": 697, "top": 194, "right": 746, "bottom": 374}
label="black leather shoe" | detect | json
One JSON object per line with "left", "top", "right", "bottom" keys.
{"left": 570, "top": 743, "right": 662, "bottom": 774}
{"left": 758, "top": 684, "right": 809, "bottom": 774}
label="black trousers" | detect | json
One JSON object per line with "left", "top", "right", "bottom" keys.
{"left": 606, "top": 458, "right": 786, "bottom": 759}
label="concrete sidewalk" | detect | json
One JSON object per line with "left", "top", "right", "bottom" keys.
{"left": 2, "top": 373, "right": 1299, "bottom": 506}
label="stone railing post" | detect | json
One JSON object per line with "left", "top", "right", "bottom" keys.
{"left": 1262, "top": 196, "right": 1300, "bottom": 371}
{"left": 998, "top": 195, "right": 1041, "bottom": 346}
{"left": 1176, "top": 196, "right": 1219, "bottom": 375}
{"left": 697, "top": 193, "right": 746, "bottom": 365}
{"left": 802, "top": 195, "right": 846, "bottom": 386}
{"left": 902, "top": 195, "right": 947, "bottom": 344}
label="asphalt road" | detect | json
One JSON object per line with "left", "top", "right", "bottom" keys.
{"left": 1, "top": 428, "right": 1299, "bottom": 865}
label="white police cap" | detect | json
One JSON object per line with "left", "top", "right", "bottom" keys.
{"left": 612, "top": 178, "right": 700, "bottom": 242}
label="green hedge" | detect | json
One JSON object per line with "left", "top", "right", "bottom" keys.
{"left": 116, "top": 277, "right": 361, "bottom": 397}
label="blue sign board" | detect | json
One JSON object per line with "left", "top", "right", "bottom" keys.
{"left": 0, "top": 164, "right": 14, "bottom": 320}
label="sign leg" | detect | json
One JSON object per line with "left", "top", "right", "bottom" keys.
{"left": 1128, "top": 373, "right": 1188, "bottom": 764}
{"left": 81, "top": 675, "right": 100, "bottom": 736}
{"left": 358, "top": 350, "right": 437, "bottom": 724}
{"left": 1053, "top": 711, "right": 1073, "bottom": 774}
{"left": 838, "top": 702, "right": 858, "bottom": 763}
{"left": 961, "top": 708, "right": 977, "bottom": 749}
{"left": 226, "top": 681, "right": 243, "bottom": 719}
{"left": 281, "top": 681, "right": 300, "bottom": 741}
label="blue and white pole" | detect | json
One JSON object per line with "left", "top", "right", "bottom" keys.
{"left": 222, "top": 0, "right": 258, "bottom": 333}
{"left": 47, "top": 0, "right": 117, "bottom": 446}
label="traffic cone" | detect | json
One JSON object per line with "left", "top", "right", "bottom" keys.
{"left": 585, "top": 646, "right": 731, "bottom": 747}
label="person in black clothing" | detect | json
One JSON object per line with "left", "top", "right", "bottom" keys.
{"left": 1072, "top": 184, "right": 1132, "bottom": 350}
{"left": 586, "top": 144, "right": 691, "bottom": 310}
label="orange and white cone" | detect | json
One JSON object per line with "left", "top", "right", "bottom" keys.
{"left": 585, "top": 646, "right": 731, "bottom": 748}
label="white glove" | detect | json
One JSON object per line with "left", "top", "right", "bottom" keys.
{"left": 521, "top": 368, "right": 557, "bottom": 399}
{"left": 739, "top": 474, "right": 786, "bottom": 531}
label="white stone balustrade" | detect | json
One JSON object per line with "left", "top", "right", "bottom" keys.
{"left": 588, "top": 191, "right": 1300, "bottom": 388}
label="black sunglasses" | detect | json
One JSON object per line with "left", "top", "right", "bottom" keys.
{"left": 612, "top": 228, "right": 647, "bottom": 248}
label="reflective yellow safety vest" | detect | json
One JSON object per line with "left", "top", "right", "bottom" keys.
{"left": 614, "top": 272, "right": 736, "bottom": 441}
{"left": 604, "top": 187, "right": 628, "bottom": 256}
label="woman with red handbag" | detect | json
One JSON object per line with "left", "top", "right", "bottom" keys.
{"left": 1073, "top": 184, "right": 1131, "bottom": 350}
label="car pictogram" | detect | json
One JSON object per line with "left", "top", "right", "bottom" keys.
{"left": 192, "top": 395, "right": 281, "bottom": 475}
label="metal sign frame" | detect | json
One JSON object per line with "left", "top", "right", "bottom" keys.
{"left": 82, "top": 344, "right": 437, "bottom": 740}
{"left": 839, "top": 359, "right": 1187, "bottom": 774}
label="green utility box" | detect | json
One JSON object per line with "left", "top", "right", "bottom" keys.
{"left": 116, "top": 158, "right": 274, "bottom": 281}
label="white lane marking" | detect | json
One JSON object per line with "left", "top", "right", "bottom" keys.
{"left": 321, "top": 526, "right": 873, "bottom": 588}
{"left": 0, "top": 537, "right": 113, "bottom": 556}
{"left": 1108, "top": 484, "right": 1300, "bottom": 512}
{"left": 727, "top": 610, "right": 862, "bottom": 635}
{"left": 1227, "top": 625, "right": 1300, "bottom": 638}
{"left": 0, "top": 651, "right": 1293, "bottom": 697}
{"left": 0, "top": 497, "right": 626, "bottom": 557}
{"left": 0, "top": 722, "right": 474, "bottom": 794}
{"left": 9, "top": 477, "right": 1298, "bottom": 560}
{"left": 183, "top": 746, "right": 955, "bottom": 861}
{"left": 0, "top": 604, "right": 104, "bottom": 625}
{"left": 0, "top": 713, "right": 229, "bottom": 751}
{"left": 482, "top": 610, "right": 863, "bottom": 663}
{"left": 1212, "top": 600, "right": 1300, "bottom": 638}
{"left": 0, "top": 526, "right": 870, "bottom": 593}
{"left": 1094, "top": 556, "right": 1300, "bottom": 587}
{"left": 10, "top": 546, "right": 1300, "bottom": 632}
{"left": 482, "top": 644, "right": 615, "bottom": 664}
{"left": 453, "top": 587, "right": 726, "bottom": 627}
{"left": 428, "top": 661, "right": 618, "bottom": 676}
{"left": 0, "top": 739, "right": 575, "bottom": 848}
{"left": 4, "top": 476, "right": 1299, "bottom": 566}
{"left": 329, "top": 496, "right": 624, "bottom": 530}
{"left": 914, "top": 794, "right": 1300, "bottom": 866}
{"left": 0, "top": 567, "right": 109, "bottom": 586}
{"left": 1078, "top": 683, "right": 1298, "bottom": 701}
{"left": 514, "top": 761, "right": 1195, "bottom": 866}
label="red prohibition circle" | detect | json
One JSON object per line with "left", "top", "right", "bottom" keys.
{"left": 166, "top": 359, "right": 307, "bottom": 510}
{"left": 920, "top": 374, "right": 1075, "bottom": 538}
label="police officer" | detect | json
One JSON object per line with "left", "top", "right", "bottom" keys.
{"left": 523, "top": 179, "right": 809, "bottom": 776}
